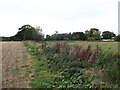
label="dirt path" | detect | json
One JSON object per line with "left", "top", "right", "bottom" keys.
{"left": 2, "top": 41, "right": 33, "bottom": 88}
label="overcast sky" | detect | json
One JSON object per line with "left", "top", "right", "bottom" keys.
{"left": 0, "top": 0, "right": 119, "bottom": 37}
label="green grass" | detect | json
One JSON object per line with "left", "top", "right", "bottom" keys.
{"left": 26, "top": 70, "right": 32, "bottom": 73}
{"left": 21, "top": 65, "right": 29, "bottom": 68}
{"left": 16, "top": 56, "right": 21, "bottom": 59}
{"left": 69, "top": 41, "right": 118, "bottom": 52}
{"left": 31, "top": 55, "right": 61, "bottom": 88}
{"left": 24, "top": 41, "right": 61, "bottom": 88}
{"left": 45, "top": 41, "right": 119, "bottom": 53}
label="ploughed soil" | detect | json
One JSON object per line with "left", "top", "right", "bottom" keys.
{"left": 2, "top": 42, "right": 34, "bottom": 88}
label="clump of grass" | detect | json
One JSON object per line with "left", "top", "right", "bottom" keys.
{"left": 16, "top": 60, "right": 19, "bottom": 62}
{"left": 21, "top": 65, "right": 29, "bottom": 68}
{"left": 26, "top": 70, "right": 32, "bottom": 73}
{"left": 16, "top": 56, "right": 21, "bottom": 59}
{"left": 20, "top": 76, "right": 25, "bottom": 79}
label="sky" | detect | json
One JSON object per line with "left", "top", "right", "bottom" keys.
{"left": 0, "top": 0, "right": 119, "bottom": 37}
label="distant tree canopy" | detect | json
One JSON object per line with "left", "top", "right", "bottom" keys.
{"left": 11, "top": 24, "right": 44, "bottom": 41}
{"left": 102, "top": 31, "right": 116, "bottom": 39}
{"left": 45, "top": 28, "right": 101, "bottom": 41}
{"left": 72, "top": 32, "right": 87, "bottom": 40}
{"left": 45, "top": 32, "right": 87, "bottom": 41}
{"left": 85, "top": 28, "right": 101, "bottom": 41}
{"left": 1, "top": 37, "right": 10, "bottom": 41}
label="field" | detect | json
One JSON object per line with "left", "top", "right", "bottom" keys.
{"left": 1, "top": 41, "right": 120, "bottom": 88}
{"left": 2, "top": 42, "right": 34, "bottom": 88}
{"left": 46, "top": 41, "right": 119, "bottom": 53}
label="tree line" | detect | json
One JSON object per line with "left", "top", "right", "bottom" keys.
{"left": 45, "top": 28, "right": 119, "bottom": 41}
{"left": 1, "top": 24, "right": 120, "bottom": 41}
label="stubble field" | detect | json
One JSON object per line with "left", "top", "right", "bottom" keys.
{"left": 2, "top": 42, "right": 34, "bottom": 88}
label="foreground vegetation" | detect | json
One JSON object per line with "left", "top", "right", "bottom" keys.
{"left": 24, "top": 41, "right": 120, "bottom": 88}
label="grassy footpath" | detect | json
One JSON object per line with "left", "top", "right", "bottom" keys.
{"left": 24, "top": 41, "right": 62, "bottom": 88}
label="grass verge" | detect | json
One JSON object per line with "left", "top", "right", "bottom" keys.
{"left": 24, "top": 41, "right": 62, "bottom": 88}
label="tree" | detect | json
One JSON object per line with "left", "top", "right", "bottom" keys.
{"left": 93, "top": 30, "right": 101, "bottom": 40}
{"left": 85, "top": 28, "right": 101, "bottom": 41}
{"left": 87, "top": 37, "right": 95, "bottom": 41}
{"left": 18, "top": 24, "right": 35, "bottom": 40}
{"left": 72, "top": 32, "right": 87, "bottom": 40}
{"left": 14, "top": 24, "right": 44, "bottom": 41}
{"left": 85, "top": 30, "right": 90, "bottom": 38}
{"left": 102, "top": 31, "right": 116, "bottom": 39}
{"left": 55, "top": 31, "right": 58, "bottom": 35}
{"left": 45, "top": 35, "right": 52, "bottom": 41}
{"left": 114, "top": 35, "right": 120, "bottom": 41}
{"left": 34, "top": 26, "right": 44, "bottom": 41}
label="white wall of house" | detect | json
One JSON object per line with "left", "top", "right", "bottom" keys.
{"left": 102, "top": 39, "right": 114, "bottom": 41}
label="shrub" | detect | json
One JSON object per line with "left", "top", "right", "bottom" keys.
{"left": 95, "top": 50, "right": 120, "bottom": 87}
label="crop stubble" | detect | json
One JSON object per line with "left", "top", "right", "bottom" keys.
{"left": 2, "top": 42, "right": 33, "bottom": 88}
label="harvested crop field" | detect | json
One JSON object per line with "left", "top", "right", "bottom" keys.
{"left": 2, "top": 42, "right": 34, "bottom": 88}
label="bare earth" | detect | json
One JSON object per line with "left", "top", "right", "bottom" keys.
{"left": 2, "top": 42, "right": 33, "bottom": 88}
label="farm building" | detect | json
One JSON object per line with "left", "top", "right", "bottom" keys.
{"left": 102, "top": 37, "right": 115, "bottom": 41}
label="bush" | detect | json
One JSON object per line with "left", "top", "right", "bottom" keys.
{"left": 95, "top": 50, "right": 120, "bottom": 86}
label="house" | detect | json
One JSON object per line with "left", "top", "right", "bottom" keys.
{"left": 102, "top": 37, "right": 115, "bottom": 41}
